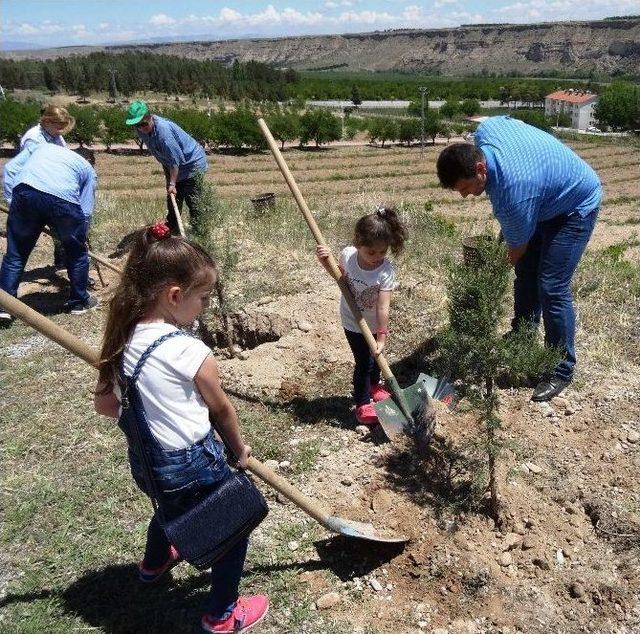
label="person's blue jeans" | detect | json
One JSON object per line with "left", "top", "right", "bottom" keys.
{"left": 344, "top": 328, "right": 381, "bottom": 406}
{"left": 129, "top": 432, "right": 248, "bottom": 620}
{"left": 511, "top": 208, "right": 599, "bottom": 382}
{"left": 0, "top": 184, "right": 89, "bottom": 307}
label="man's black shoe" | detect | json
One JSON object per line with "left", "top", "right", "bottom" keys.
{"left": 531, "top": 377, "right": 570, "bottom": 402}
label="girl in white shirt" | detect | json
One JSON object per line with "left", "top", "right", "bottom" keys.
{"left": 94, "top": 223, "right": 268, "bottom": 634}
{"left": 317, "top": 206, "right": 408, "bottom": 425}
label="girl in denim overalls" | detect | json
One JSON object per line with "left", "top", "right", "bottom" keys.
{"left": 94, "top": 223, "right": 269, "bottom": 634}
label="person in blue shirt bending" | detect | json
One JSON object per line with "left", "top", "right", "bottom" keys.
{"left": 436, "top": 116, "right": 601, "bottom": 402}
{"left": 0, "top": 144, "right": 98, "bottom": 325}
{"left": 125, "top": 100, "right": 208, "bottom": 235}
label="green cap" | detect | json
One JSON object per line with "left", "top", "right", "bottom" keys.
{"left": 125, "top": 100, "right": 149, "bottom": 125}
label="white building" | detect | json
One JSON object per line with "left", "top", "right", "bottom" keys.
{"left": 544, "top": 90, "right": 599, "bottom": 131}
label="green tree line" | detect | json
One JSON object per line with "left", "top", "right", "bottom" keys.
{"left": 294, "top": 71, "right": 605, "bottom": 102}
{"left": 0, "top": 52, "right": 298, "bottom": 101}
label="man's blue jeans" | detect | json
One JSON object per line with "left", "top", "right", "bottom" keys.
{"left": 512, "top": 208, "right": 598, "bottom": 382}
{"left": 0, "top": 184, "right": 89, "bottom": 307}
{"left": 129, "top": 431, "right": 248, "bottom": 620}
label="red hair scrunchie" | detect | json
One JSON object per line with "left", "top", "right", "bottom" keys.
{"left": 149, "top": 222, "right": 171, "bottom": 240}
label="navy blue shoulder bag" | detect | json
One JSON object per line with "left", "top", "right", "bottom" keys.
{"left": 119, "top": 330, "right": 268, "bottom": 570}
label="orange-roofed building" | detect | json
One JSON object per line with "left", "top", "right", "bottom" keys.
{"left": 544, "top": 89, "right": 599, "bottom": 131}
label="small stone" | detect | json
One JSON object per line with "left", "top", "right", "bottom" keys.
{"left": 257, "top": 296, "right": 274, "bottom": 306}
{"left": 264, "top": 459, "right": 279, "bottom": 471}
{"left": 276, "top": 492, "right": 289, "bottom": 505}
{"left": 371, "top": 490, "right": 393, "bottom": 513}
{"left": 627, "top": 430, "right": 639, "bottom": 443}
{"left": 569, "top": 582, "right": 585, "bottom": 598}
{"left": 533, "top": 556, "right": 550, "bottom": 570}
{"left": 503, "top": 533, "right": 523, "bottom": 551}
{"left": 538, "top": 402, "right": 555, "bottom": 418}
{"left": 520, "top": 463, "right": 530, "bottom": 474}
{"left": 417, "top": 622, "right": 429, "bottom": 630}
{"left": 239, "top": 350, "right": 250, "bottom": 361}
{"left": 320, "top": 448, "right": 330, "bottom": 457}
{"left": 513, "top": 523, "right": 526, "bottom": 536}
{"left": 369, "top": 578, "right": 383, "bottom": 592}
{"left": 556, "top": 549, "right": 565, "bottom": 564}
{"left": 522, "top": 536, "right": 536, "bottom": 550}
{"left": 316, "top": 591, "right": 341, "bottom": 609}
{"left": 288, "top": 541, "right": 299, "bottom": 551}
{"left": 432, "top": 629, "right": 449, "bottom": 634}
{"left": 564, "top": 407, "right": 576, "bottom": 416}
{"left": 279, "top": 460, "right": 291, "bottom": 471}
{"left": 341, "top": 477, "right": 353, "bottom": 487}
{"left": 355, "top": 425, "right": 370, "bottom": 437}
{"left": 525, "top": 462, "right": 542, "bottom": 474}
{"left": 298, "top": 320, "right": 312, "bottom": 332}
{"left": 499, "top": 552, "right": 513, "bottom": 567}
{"left": 231, "top": 344, "right": 243, "bottom": 355}
{"left": 554, "top": 397, "right": 569, "bottom": 409}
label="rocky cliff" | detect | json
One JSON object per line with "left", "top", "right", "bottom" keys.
{"left": 4, "top": 17, "right": 640, "bottom": 77}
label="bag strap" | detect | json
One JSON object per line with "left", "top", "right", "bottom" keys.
{"left": 119, "top": 328, "right": 193, "bottom": 524}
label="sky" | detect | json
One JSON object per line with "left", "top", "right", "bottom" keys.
{"left": 1, "top": 0, "right": 638, "bottom": 49}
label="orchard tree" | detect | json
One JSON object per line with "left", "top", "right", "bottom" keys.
{"left": 461, "top": 98, "right": 481, "bottom": 116}
{"left": 424, "top": 109, "right": 442, "bottom": 144}
{"left": 0, "top": 99, "right": 40, "bottom": 147}
{"left": 299, "top": 108, "right": 341, "bottom": 147}
{"left": 351, "top": 84, "right": 362, "bottom": 107}
{"left": 439, "top": 100, "right": 460, "bottom": 119}
{"left": 367, "top": 117, "right": 398, "bottom": 147}
{"left": 265, "top": 106, "right": 300, "bottom": 149}
{"left": 594, "top": 82, "right": 640, "bottom": 131}
{"left": 67, "top": 105, "right": 100, "bottom": 147}
{"left": 99, "top": 106, "right": 131, "bottom": 151}
{"left": 398, "top": 118, "right": 421, "bottom": 146}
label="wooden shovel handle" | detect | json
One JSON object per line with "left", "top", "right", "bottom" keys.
{"left": 246, "top": 457, "right": 331, "bottom": 527}
{"left": 257, "top": 118, "right": 396, "bottom": 382}
{"left": 169, "top": 193, "right": 186, "bottom": 238}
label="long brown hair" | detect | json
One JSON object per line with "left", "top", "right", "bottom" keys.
{"left": 97, "top": 226, "right": 217, "bottom": 392}
{"left": 353, "top": 205, "right": 408, "bottom": 256}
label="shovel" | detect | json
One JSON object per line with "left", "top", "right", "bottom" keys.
{"left": 0, "top": 288, "right": 408, "bottom": 544}
{"left": 258, "top": 118, "right": 448, "bottom": 441}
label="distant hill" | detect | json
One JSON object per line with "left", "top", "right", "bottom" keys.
{"left": 3, "top": 17, "right": 639, "bottom": 77}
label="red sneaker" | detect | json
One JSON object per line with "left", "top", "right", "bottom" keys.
{"left": 138, "top": 545, "right": 181, "bottom": 583}
{"left": 355, "top": 403, "right": 379, "bottom": 425}
{"left": 202, "top": 595, "right": 269, "bottom": 633}
{"left": 370, "top": 383, "right": 392, "bottom": 402}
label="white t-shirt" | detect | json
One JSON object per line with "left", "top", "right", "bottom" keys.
{"left": 339, "top": 245, "right": 396, "bottom": 333}
{"left": 121, "top": 322, "right": 212, "bottom": 450}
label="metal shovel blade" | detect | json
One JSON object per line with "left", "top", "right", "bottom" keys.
{"left": 373, "top": 375, "right": 432, "bottom": 440}
{"left": 373, "top": 373, "right": 456, "bottom": 441}
{"left": 325, "top": 516, "right": 409, "bottom": 543}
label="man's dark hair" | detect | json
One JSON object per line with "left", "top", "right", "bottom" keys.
{"left": 436, "top": 143, "right": 484, "bottom": 189}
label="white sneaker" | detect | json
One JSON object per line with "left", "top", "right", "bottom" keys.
{"left": 0, "top": 311, "right": 13, "bottom": 325}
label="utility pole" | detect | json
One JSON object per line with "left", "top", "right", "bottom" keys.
{"left": 418, "top": 86, "right": 428, "bottom": 156}
{"left": 108, "top": 68, "right": 118, "bottom": 101}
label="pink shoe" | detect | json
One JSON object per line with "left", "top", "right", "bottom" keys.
{"left": 370, "top": 383, "right": 392, "bottom": 402}
{"left": 138, "top": 545, "right": 181, "bottom": 583}
{"left": 355, "top": 403, "right": 379, "bottom": 425}
{"left": 202, "top": 595, "right": 270, "bottom": 633}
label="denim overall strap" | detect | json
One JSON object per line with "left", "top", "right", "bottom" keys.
{"left": 131, "top": 329, "right": 188, "bottom": 381}
{"left": 118, "top": 328, "right": 193, "bottom": 520}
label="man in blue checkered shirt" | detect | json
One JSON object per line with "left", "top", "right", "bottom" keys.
{"left": 437, "top": 116, "right": 601, "bottom": 402}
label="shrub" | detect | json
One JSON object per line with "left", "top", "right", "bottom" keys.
{"left": 299, "top": 108, "right": 341, "bottom": 147}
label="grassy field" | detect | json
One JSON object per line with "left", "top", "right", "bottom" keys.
{"left": 1, "top": 138, "right": 639, "bottom": 633}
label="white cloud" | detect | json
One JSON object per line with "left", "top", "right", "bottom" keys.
{"left": 149, "top": 13, "right": 176, "bottom": 27}
{"left": 325, "top": 1, "right": 339, "bottom": 7}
